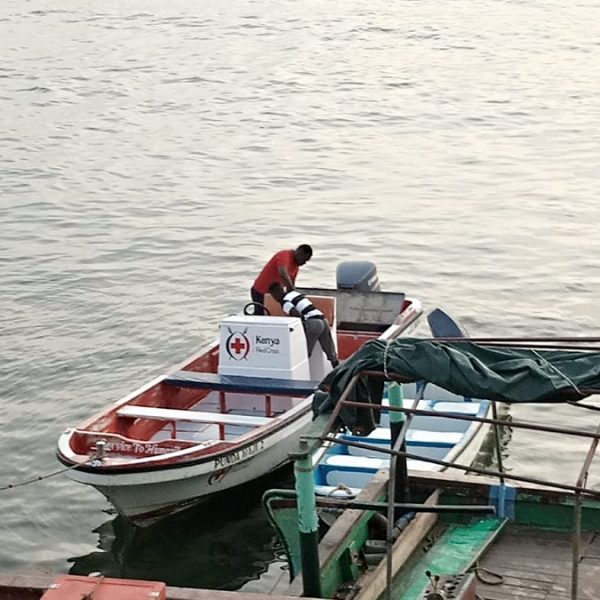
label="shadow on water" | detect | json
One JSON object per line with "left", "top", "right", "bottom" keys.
{"left": 67, "top": 466, "right": 295, "bottom": 590}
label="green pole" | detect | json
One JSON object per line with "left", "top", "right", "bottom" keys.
{"left": 388, "top": 382, "right": 409, "bottom": 506}
{"left": 388, "top": 381, "right": 405, "bottom": 429}
{"left": 291, "top": 437, "right": 322, "bottom": 598}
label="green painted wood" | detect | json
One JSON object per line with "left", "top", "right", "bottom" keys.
{"left": 515, "top": 495, "right": 600, "bottom": 531}
{"left": 319, "top": 515, "right": 372, "bottom": 598}
{"left": 387, "top": 382, "right": 405, "bottom": 424}
{"left": 390, "top": 517, "right": 505, "bottom": 600}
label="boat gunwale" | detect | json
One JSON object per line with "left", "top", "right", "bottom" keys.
{"left": 57, "top": 400, "right": 314, "bottom": 475}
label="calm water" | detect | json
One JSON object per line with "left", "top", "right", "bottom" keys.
{"left": 2, "top": 0, "right": 600, "bottom": 590}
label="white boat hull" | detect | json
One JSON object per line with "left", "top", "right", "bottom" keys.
{"left": 67, "top": 409, "right": 313, "bottom": 524}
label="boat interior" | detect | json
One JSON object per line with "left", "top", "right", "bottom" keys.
{"left": 313, "top": 381, "right": 490, "bottom": 496}
{"left": 68, "top": 291, "right": 415, "bottom": 462}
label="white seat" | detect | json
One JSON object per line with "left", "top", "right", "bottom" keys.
{"left": 433, "top": 402, "right": 481, "bottom": 414}
{"left": 324, "top": 455, "right": 387, "bottom": 470}
{"left": 359, "top": 428, "right": 462, "bottom": 445}
{"left": 407, "top": 430, "right": 463, "bottom": 445}
{"left": 117, "top": 405, "right": 271, "bottom": 427}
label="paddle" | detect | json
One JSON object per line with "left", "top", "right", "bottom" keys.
{"left": 427, "top": 307, "right": 468, "bottom": 338}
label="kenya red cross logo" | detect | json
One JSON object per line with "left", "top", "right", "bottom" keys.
{"left": 225, "top": 328, "right": 250, "bottom": 360}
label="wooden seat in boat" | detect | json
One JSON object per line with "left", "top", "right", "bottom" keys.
{"left": 163, "top": 371, "right": 320, "bottom": 396}
{"left": 117, "top": 405, "right": 271, "bottom": 426}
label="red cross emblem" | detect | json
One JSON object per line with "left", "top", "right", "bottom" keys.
{"left": 225, "top": 329, "right": 250, "bottom": 360}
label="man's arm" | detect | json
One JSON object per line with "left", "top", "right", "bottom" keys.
{"left": 288, "top": 306, "right": 303, "bottom": 319}
{"left": 277, "top": 266, "right": 295, "bottom": 291}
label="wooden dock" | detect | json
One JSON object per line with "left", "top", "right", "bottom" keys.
{"left": 476, "top": 525, "right": 600, "bottom": 599}
{"left": 3, "top": 517, "right": 600, "bottom": 600}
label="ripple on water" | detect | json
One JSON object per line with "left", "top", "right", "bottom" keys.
{"left": 2, "top": 0, "right": 600, "bottom": 587}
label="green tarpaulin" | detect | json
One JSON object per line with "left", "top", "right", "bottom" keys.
{"left": 313, "top": 338, "right": 600, "bottom": 432}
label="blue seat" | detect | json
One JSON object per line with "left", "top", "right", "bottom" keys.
{"left": 163, "top": 371, "right": 320, "bottom": 396}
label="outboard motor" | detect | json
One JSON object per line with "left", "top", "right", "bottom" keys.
{"left": 336, "top": 261, "right": 381, "bottom": 292}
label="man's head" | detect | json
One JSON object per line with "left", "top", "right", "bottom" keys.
{"left": 269, "top": 281, "right": 285, "bottom": 302}
{"left": 294, "top": 244, "right": 313, "bottom": 266}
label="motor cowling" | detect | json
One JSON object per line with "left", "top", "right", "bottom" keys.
{"left": 336, "top": 261, "right": 381, "bottom": 292}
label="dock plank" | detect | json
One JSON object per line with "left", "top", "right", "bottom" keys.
{"left": 476, "top": 525, "right": 600, "bottom": 599}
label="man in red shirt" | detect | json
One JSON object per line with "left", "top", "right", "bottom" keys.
{"left": 250, "top": 244, "right": 313, "bottom": 315}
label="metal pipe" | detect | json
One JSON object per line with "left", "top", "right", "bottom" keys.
{"left": 571, "top": 423, "right": 600, "bottom": 600}
{"left": 467, "top": 342, "right": 600, "bottom": 351}
{"left": 320, "top": 373, "right": 361, "bottom": 441}
{"left": 339, "top": 400, "right": 600, "bottom": 441}
{"left": 290, "top": 438, "right": 322, "bottom": 598}
{"left": 388, "top": 382, "right": 409, "bottom": 507}
{"left": 420, "top": 336, "right": 600, "bottom": 344}
{"left": 491, "top": 402, "right": 505, "bottom": 486}
{"left": 572, "top": 492, "right": 582, "bottom": 600}
{"left": 490, "top": 401, "right": 507, "bottom": 517}
{"left": 315, "top": 499, "right": 495, "bottom": 515}
{"left": 386, "top": 385, "right": 424, "bottom": 600}
{"left": 311, "top": 434, "right": 600, "bottom": 498}
{"left": 264, "top": 489, "right": 495, "bottom": 514}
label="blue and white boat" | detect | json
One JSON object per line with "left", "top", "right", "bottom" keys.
{"left": 311, "top": 381, "right": 491, "bottom": 500}
{"left": 311, "top": 308, "right": 491, "bottom": 500}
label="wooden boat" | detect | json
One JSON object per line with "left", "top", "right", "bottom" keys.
{"left": 264, "top": 311, "right": 492, "bottom": 579}
{"left": 309, "top": 310, "right": 491, "bottom": 503}
{"left": 56, "top": 262, "right": 422, "bottom": 525}
{"left": 263, "top": 335, "right": 600, "bottom": 600}
{"left": 310, "top": 381, "right": 491, "bottom": 498}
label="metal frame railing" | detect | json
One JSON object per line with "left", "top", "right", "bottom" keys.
{"left": 572, "top": 421, "right": 600, "bottom": 600}
{"left": 305, "top": 367, "right": 600, "bottom": 600}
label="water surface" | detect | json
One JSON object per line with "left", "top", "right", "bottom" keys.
{"left": 2, "top": 0, "right": 600, "bottom": 589}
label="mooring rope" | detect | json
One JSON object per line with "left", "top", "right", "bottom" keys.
{"left": 0, "top": 457, "right": 95, "bottom": 493}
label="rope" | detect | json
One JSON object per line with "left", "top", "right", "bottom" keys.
{"left": 327, "top": 484, "right": 354, "bottom": 497}
{"left": 531, "top": 349, "right": 582, "bottom": 396}
{"left": 473, "top": 566, "right": 504, "bottom": 585}
{"left": 0, "top": 457, "right": 95, "bottom": 493}
{"left": 81, "top": 575, "right": 105, "bottom": 600}
{"left": 383, "top": 338, "right": 393, "bottom": 379}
